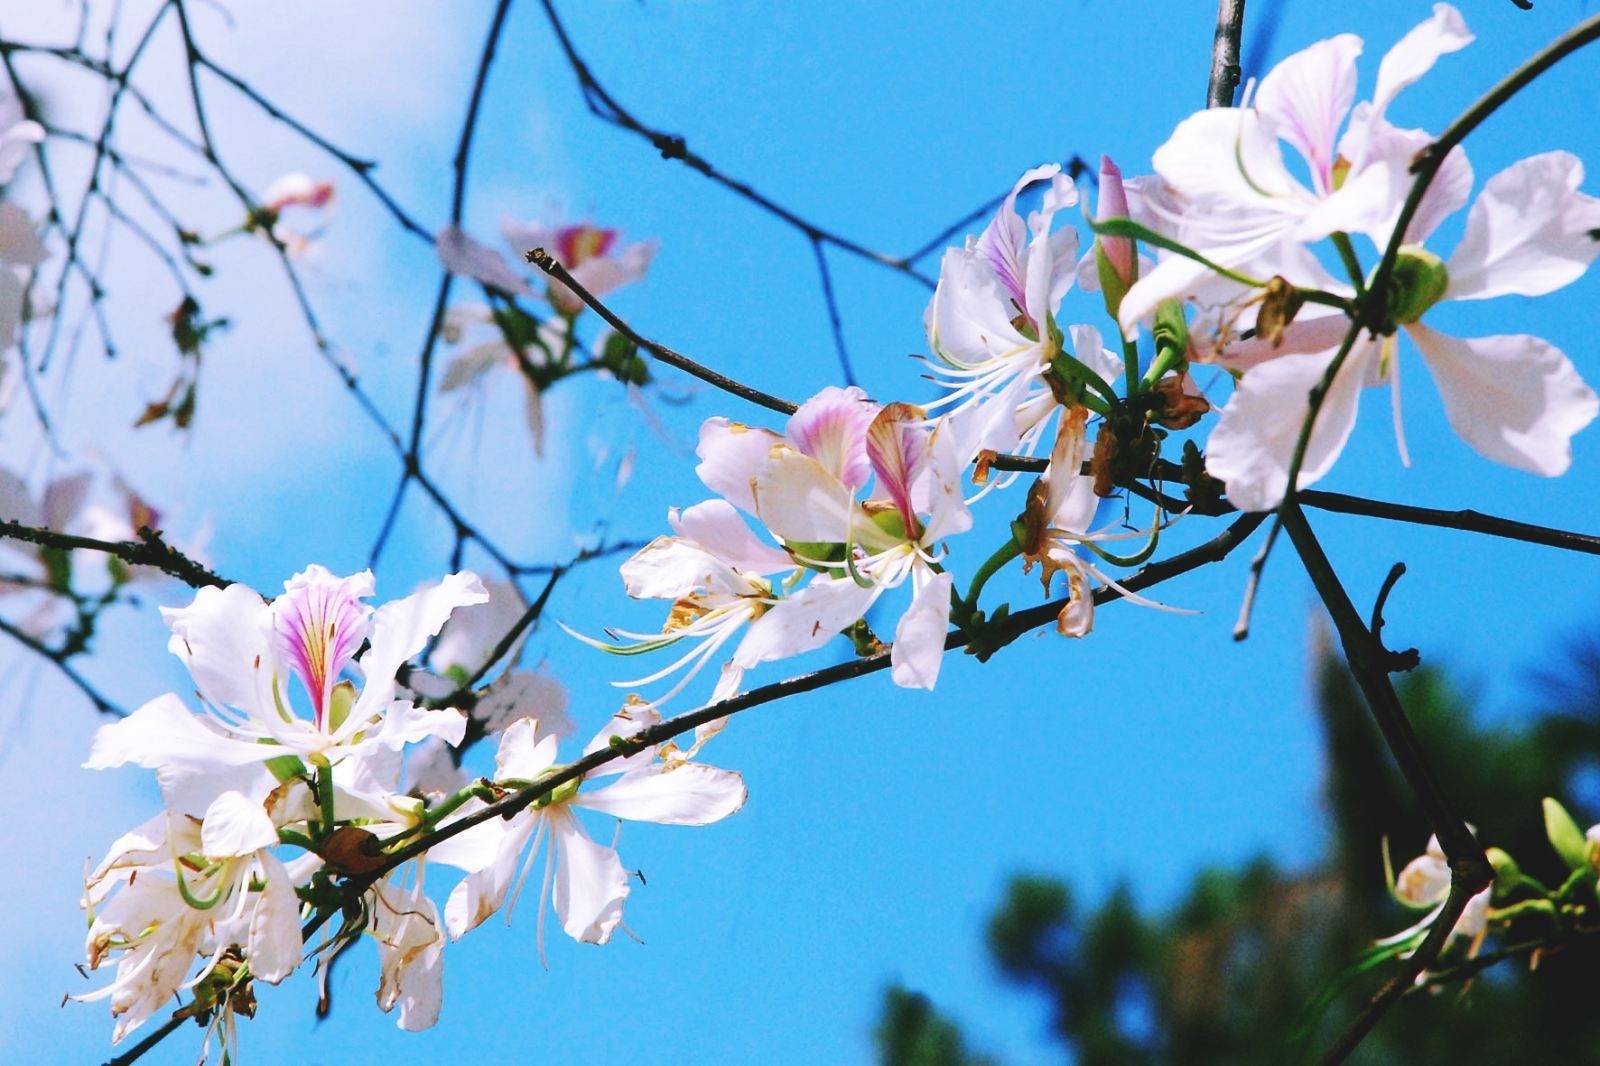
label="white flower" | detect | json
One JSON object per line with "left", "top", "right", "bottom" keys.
{"left": 76, "top": 795, "right": 305, "bottom": 1043}
{"left": 1379, "top": 834, "right": 1491, "bottom": 955}
{"left": 85, "top": 566, "right": 488, "bottom": 816}
{"left": 444, "top": 709, "right": 745, "bottom": 959}
{"left": 1120, "top": 4, "right": 1475, "bottom": 333}
{"left": 924, "top": 164, "right": 1115, "bottom": 464}
{"left": 1206, "top": 151, "right": 1600, "bottom": 510}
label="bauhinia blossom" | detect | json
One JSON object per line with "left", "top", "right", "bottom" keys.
{"left": 924, "top": 164, "right": 1116, "bottom": 463}
{"left": 695, "top": 386, "right": 973, "bottom": 689}
{"left": 76, "top": 794, "right": 307, "bottom": 1043}
{"left": 1205, "top": 150, "right": 1600, "bottom": 509}
{"left": 445, "top": 707, "right": 745, "bottom": 960}
{"left": 85, "top": 566, "right": 488, "bottom": 815}
{"left": 501, "top": 216, "right": 657, "bottom": 315}
{"left": 1119, "top": 4, "right": 1475, "bottom": 332}
{"left": 575, "top": 497, "right": 800, "bottom": 708}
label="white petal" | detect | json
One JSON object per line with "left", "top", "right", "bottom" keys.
{"left": 365, "top": 702, "right": 468, "bottom": 751}
{"left": 1446, "top": 152, "right": 1600, "bottom": 301}
{"left": 1154, "top": 107, "right": 1304, "bottom": 207}
{"left": 752, "top": 448, "right": 857, "bottom": 545}
{"left": 730, "top": 575, "right": 876, "bottom": 669}
{"left": 578, "top": 763, "right": 747, "bottom": 825}
{"left": 161, "top": 583, "right": 276, "bottom": 720}
{"left": 247, "top": 851, "right": 304, "bottom": 983}
{"left": 695, "top": 417, "right": 782, "bottom": 516}
{"left": 670, "top": 498, "right": 793, "bottom": 575}
{"left": 435, "top": 224, "right": 533, "bottom": 296}
{"left": 1255, "top": 33, "right": 1362, "bottom": 195}
{"left": 371, "top": 880, "right": 444, "bottom": 1031}
{"left": 200, "top": 790, "right": 278, "bottom": 858}
{"left": 548, "top": 808, "right": 629, "bottom": 944}
{"left": 350, "top": 571, "right": 489, "bottom": 724}
{"left": 1370, "top": 4, "right": 1473, "bottom": 120}
{"left": 494, "top": 717, "right": 561, "bottom": 782}
{"left": 444, "top": 815, "right": 536, "bottom": 939}
{"left": 1205, "top": 337, "right": 1376, "bottom": 511}
{"left": 1408, "top": 323, "right": 1598, "bottom": 476}
{"left": 889, "top": 569, "right": 952, "bottom": 690}
{"left": 0, "top": 465, "right": 41, "bottom": 527}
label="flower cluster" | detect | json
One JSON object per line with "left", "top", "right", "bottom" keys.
{"left": 590, "top": 3, "right": 1597, "bottom": 712}
{"left": 1374, "top": 798, "right": 1600, "bottom": 980}
{"left": 76, "top": 566, "right": 744, "bottom": 1051}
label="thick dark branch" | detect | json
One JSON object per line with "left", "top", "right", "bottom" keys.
{"left": 1208, "top": 0, "right": 1247, "bottom": 108}
{"left": 1301, "top": 490, "right": 1600, "bottom": 556}
{"left": 527, "top": 248, "right": 799, "bottom": 415}
{"left": 1281, "top": 504, "right": 1492, "bottom": 1063}
{"left": 1315, "top": 882, "right": 1480, "bottom": 1066}
{"left": 0, "top": 520, "right": 228, "bottom": 588}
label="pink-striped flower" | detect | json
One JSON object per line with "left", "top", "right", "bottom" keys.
{"left": 86, "top": 566, "right": 488, "bottom": 816}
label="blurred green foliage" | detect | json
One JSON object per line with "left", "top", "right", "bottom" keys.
{"left": 877, "top": 629, "right": 1600, "bottom": 1064}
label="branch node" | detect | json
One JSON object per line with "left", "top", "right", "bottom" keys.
{"left": 1370, "top": 562, "right": 1420, "bottom": 673}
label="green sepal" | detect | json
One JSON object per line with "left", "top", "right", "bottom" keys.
{"left": 1094, "top": 241, "right": 1131, "bottom": 321}
{"left": 786, "top": 540, "right": 848, "bottom": 569}
{"left": 265, "top": 753, "right": 308, "bottom": 783}
{"left": 868, "top": 509, "right": 908, "bottom": 542}
{"left": 1383, "top": 245, "right": 1450, "bottom": 325}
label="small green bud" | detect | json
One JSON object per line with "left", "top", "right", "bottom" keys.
{"left": 1384, "top": 245, "right": 1450, "bottom": 325}
{"left": 1152, "top": 298, "right": 1190, "bottom": 358}
{"left": 535, "top": 774, "right": 582, "bottom": 809}
{"left": 1544, "top": 796, "right": 1589, "bottom": 871}
{"left": 1486, "top": 846, "right": 1521, "bottom": 890}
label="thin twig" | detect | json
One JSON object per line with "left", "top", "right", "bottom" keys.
{"left": 527, "top": 248, "right": 799, "bottom": 415}
{"left": 0, "top": 614, "right": 125, "bottom": 717}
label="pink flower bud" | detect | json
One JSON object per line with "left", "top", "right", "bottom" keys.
{"left": 1096, "top": 155, "right": 1134, "bottom": 287}
{"left": 261, "top": 173, "right": 335, "bottom": 213}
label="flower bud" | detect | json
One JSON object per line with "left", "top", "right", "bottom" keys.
{"left": 1384, "top": 245, "right": 1450, "bottom": 326}
{"left": 1095, "top": 156, "right": 1135, "bottom": 288}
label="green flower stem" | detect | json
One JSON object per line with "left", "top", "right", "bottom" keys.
{"left": 423, "top": 779, "right": 496, "bottom": 828}
{"left": 1330, "top": 232, "right": 1366, "bottom": 298}
{"left": 962, "top": 536, "right": 1024, "bottom": 615}
{"left": 315, "top": 764, "right": 336, "bottom": 840}
{"left": 276, "top": 828, "right": 318, "bottom": 852}
{"left": 1121, "top": 336, "right": 1140, "bottom": 399}
{"left": 1491, "top": 898, "right": 1558, "bottom": 924}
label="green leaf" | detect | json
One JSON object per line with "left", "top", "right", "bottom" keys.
{"left": 1091, "top": 217, "right": 1267, "bottom": 290}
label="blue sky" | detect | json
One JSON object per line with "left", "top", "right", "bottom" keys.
{"left": 2, "top": 1, "right": 1599, "bottom": 1063}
